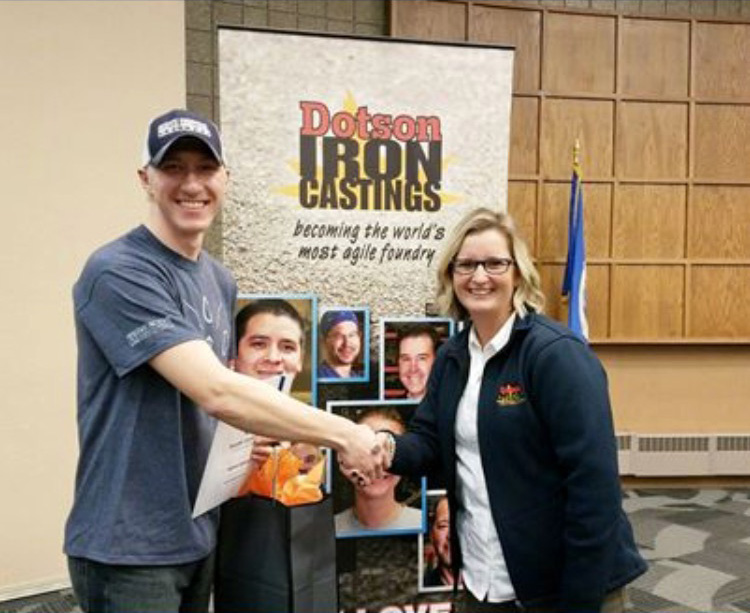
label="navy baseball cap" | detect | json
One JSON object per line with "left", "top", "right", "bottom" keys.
{"left": 320, "top": 310, "right": 359, "bottom": 337}
{"left": 142, "top": 109, "right": 224, "bottom": 167}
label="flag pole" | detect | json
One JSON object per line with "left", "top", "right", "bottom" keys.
{"left": 561, "top": 138, "right": 589, "bottom": 341}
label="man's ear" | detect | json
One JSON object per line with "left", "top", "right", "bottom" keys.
{"left": 137, "top": 167, "right": 150, "bottom": 192}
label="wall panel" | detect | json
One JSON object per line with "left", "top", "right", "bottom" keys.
{"left": 508, "top": 181, "right": 538, "bottom": 254}
{"left": 539, "top": 262, "right": 610, "bottom": 338}
{"left": 541, "top": 99, "right": 614, "bottom": 177}
{"left": 689, "top": 186, "right": 750, "bottom": 259}
{"left": 471, "top": 5, "right": 541, "bottom": 91}
{"left": 620, "top": 18, "right": 689, "bottom": 97}
{"left": 543, "top": 12, "right": 616, "bottom": 94}
{"left": 613, "top": 185, "right": 686, "bottom": 259}
{"left": 391, "top": 0, "right": 466, "bottom": 40}
{"left": 509, "top": 96, "right": 539, "bottom": 175}
{"left": 540, "top": 181, "right": 611, "bottom": 258}
{"left": 695, "top": 22, "right": 750, "bottom": 99}
{"left": 689, "top": 266, "right": 750, "bottom": 337}
{"left": 694, "top": 105, "right": 750, "bottom": 181}
{"left": 611, "top": 265, "right": 684, "bottom": 338}
{"left": 617, "top": 102, "right": 688, "bottom": 179}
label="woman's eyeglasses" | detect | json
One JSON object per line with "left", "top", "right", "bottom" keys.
{"left": 451, "top": 257, "right": 514, "bottom": 276}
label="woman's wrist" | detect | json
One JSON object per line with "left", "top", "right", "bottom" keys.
{"left": 376, "top": 429, "right": 396, "bottom": 466}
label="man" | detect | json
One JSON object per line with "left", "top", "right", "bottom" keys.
{"left": 397, "top": 323, "right": 438, "bottom": 401}
{"left": 233, "top": 299, "right": 318, "bottom": 476}
{"left": 64, "top": 109, "right": 382, "bottom": 613}
{"left": 423, "top": 495, "right": 459, "bottom": 588}
{"left": 318, "top": 309, "right": 362, "bottom": 379}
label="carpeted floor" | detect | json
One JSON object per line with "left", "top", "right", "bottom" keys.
{"left": 3, "top": 488, "right": 749, "bottom": 613}
{"left": 625, "top": 488, "right": 750, "bottom": 612}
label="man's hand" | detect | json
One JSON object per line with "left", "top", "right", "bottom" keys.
{"left": 337, "top": 423, "right": 386, "bottom": 487}
{"left": 250, "top": 435, "right": 277, "bottom": 470}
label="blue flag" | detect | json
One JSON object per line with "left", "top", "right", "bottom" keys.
{"left": 561, "top": 159, "right": 589, "bottom": 340}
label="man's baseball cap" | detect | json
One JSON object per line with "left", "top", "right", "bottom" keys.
{"left": 320, "top": 310, "right": 359, "bottom": 337}
{"left": 142, "top": 109, "right": 224, "bottom": 167}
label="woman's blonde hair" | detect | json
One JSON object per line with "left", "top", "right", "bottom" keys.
{"left": 435, "top": 207, "right": 545, "bottom": 321}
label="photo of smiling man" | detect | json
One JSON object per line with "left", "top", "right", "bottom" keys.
{"left": 380, "top": 318, "right": 453, "bottom": 402}
{"left": 234, "top": 295, "right": 316, "bottom": 405}
{"left": 318, "top": 307, "right": 369, "bottom": 383}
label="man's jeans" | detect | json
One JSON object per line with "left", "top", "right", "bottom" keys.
{"left": 68, "top": 553, "right": 214, "bottom": 613}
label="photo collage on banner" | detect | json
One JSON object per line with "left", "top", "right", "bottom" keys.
{"left": 219, "top": 24, "right": 513, "bottom": 613}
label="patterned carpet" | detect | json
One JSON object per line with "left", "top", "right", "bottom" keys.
{"left": 3, "top": 488, "right": 749, "bottom": 613}
{"left": 625, "top": 488, "right": 750, "bottom": 612}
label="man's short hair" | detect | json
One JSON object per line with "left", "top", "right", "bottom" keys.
{"left": 235, "top": 299, "right": 306, "bottom": 349}
{"left": 397, "top": 323, "right": 439, "bottom": 352}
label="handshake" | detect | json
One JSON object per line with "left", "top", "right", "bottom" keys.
{"left": 337, "top": 426, "right": 396, "bottom": 487}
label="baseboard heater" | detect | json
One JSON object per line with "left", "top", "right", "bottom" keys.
{"left": 616, "top": 433, "right": 750, "bottom": 476}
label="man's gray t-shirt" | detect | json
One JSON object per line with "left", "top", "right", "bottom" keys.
{"left": 64, "top": 225, "right": 236, "bottom": 564}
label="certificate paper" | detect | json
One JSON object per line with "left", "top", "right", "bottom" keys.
{"left": 192, "top": 374, "right": 293, "bottom": 518}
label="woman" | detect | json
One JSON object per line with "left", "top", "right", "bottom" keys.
{"left": 335, "top": 407, "right": 423, "bottom": 535}
{"left": 379, "top": 208, "right": 646, "bottom": 612}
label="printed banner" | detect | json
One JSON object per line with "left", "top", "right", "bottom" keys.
{"left": 218, "top": 29, "right": 514, "bottom": 612}
{"left": 219, "top": 29, "right": 513, "bottom": 316}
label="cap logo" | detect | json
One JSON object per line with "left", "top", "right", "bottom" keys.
{"left": 156, "top": 117, "right": 211, "bottom": 140}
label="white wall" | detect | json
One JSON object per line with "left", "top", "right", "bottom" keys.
{"left": 0, "top": 0, "right": 185, "bottom": 599}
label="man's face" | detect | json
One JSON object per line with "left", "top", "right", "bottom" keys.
{"left": 431, "top": 498, "right": 451, "bottom": 568}
{"left": 398, "top": 334, "right": 435, "bottom": 400}
{"left": 138, "top": 140, "right": 228, "bottom": 245}
{"left": 235, "top": 312, "right": 303, "bottom": 380}
{"left": 324, "top": 320, "right": 361, "bottom": 367}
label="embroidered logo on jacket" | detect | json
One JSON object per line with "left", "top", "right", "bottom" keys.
{"left": 496, "top": 383, "right": 526, "bottom": 406}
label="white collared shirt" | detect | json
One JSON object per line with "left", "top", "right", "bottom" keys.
{"left": 455, "top": 314, "right": 516, "bottom": 602}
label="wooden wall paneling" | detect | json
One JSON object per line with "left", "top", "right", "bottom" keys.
{"left": 508, "top": 181, "right": 538, "bottom": 256}
{"left": 539, "top": 263, "right": 566, "bottom": 322}
{"left": 509, "top": 96, "right": 540, "bottom": 175}
{"left": 540, "top": 99, "right": 614, "bottom": 178}
{"left": 390, "top": 0, "right": 467, "bottom": 41}
{"left": 694, "top": 104, "right": 750, "bottom": 181}
{"left": 587, "top": 263, "right": 611, "bottom": 339}
{"left": 543, "top": 11, "right": 616, "bottom": 94}
{"left": 539, "top": 181, "right": 612, "bottom": 259}
{"left": 613, "top": 184, "right": 687, "bottom": 258}
{"left": 393, "top": 2, "right": 750, "bottom": 342}
{"left": 689, "top": 265, "right": 750, "bottom": 337}
{"left": 695, "top": 22, "right": 750, "bottom": 99}
{"left": 689, "top": 186, "right": 750, "bottom": 258}
{"left": 538, "top": 182, "right": 569, "bottom": 260}
{"left": 538, "top": 262, "right": 610, "bottom": 338}
{"left": 620, "top": 17, "right": 690, "bottom": 97}
{"left": 617, "top": 102, "right": 688, "bottom": 179}
{"left": 470, "top": 4, "right": 542, "bottom": 92}
{"left": 611, "top": 264, "right": 685, "bottom": 338}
